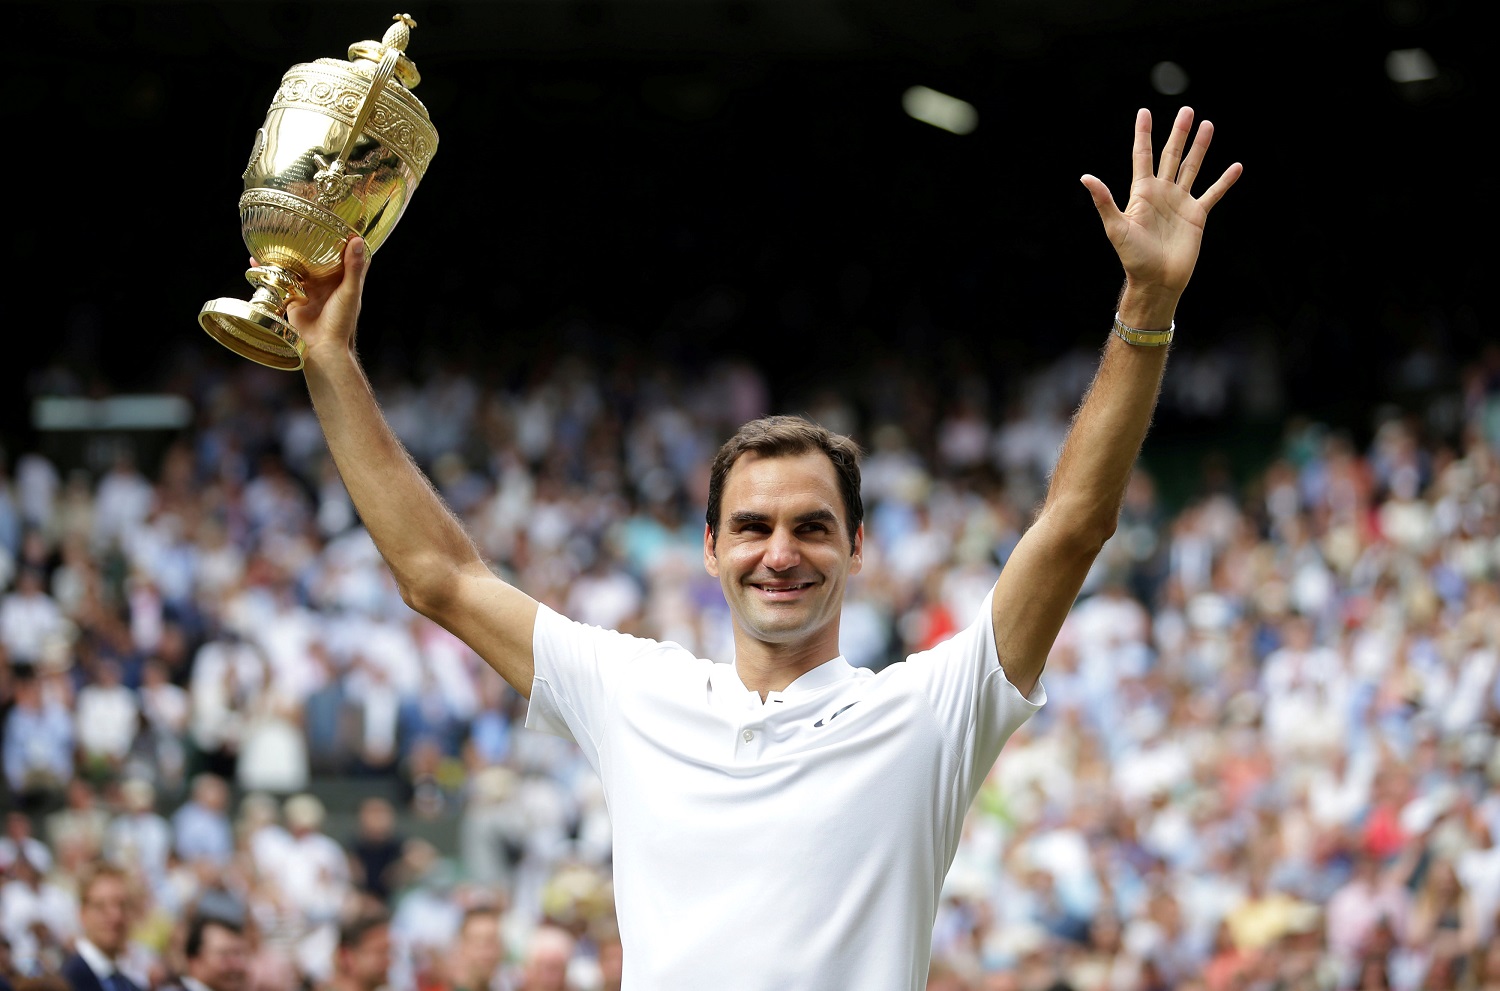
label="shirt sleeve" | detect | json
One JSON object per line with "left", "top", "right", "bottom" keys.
{"left": 524, "top": 603, "right": 667, "bottom": 770}
{"left": 906, "top": 587, "right": 1046, "bottom": 808}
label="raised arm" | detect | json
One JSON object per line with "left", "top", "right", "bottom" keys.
{"left": 289, "top": 239, "right": 539, "bottom": 698}
{"left": 992, "top": 106, "right": 1241, "bottom": 697}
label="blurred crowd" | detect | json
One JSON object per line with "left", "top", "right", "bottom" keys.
{"left": 3, "top": 336, "right": 1500, "bottom": 991}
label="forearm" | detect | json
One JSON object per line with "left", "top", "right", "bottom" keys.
{"left": 1042, "top": 285, "right": 1174, "bottom": 540}
{"left": 303, "top": 347, "right": 483, "bottom": 607}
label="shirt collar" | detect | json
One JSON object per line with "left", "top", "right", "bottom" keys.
{"left": 76, "top": 938, "right": 116, "bottom": 978}
{"left": 710, "top": 655, "right": 858, "bottom": 706}
{"left": 772, "top": 655, "right": 857, "bottom": 696}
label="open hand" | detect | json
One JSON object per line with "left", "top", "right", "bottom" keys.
{"left": 1081, "top": 107, "right": 1241, "bottom": 299}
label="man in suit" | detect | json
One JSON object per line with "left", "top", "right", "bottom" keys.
{"left": 173, "top": 915, "right": 249, "bottom": 991}
{"left": 61, "top": 863, "right": 141, "bottom": 991}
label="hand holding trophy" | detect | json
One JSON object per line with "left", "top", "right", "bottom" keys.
{"left": 199, "top": 14, "right": 439, "bottom": 370}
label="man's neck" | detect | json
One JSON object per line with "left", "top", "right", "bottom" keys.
{"left": 731, "top": 633, "right": 841, "bottom": 701}
{"left": 76, "top": 937, "right": 119, "bottom": 974}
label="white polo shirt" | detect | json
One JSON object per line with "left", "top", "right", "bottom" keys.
{"left": 525, "top": 589, "right": 1043, "bottom": 990}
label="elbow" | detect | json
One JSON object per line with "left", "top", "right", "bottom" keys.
{"left": 393, "top": 559, "right": 469, "bottom": 622}
{"left": 1035, "top": 503, "right": 1118, "bottom": 559}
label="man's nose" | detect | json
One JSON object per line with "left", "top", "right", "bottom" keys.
{"left": 762, "top": 527, "right": 801, "bottom": 571}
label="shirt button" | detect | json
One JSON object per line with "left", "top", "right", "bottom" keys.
{"left": 743, "top": 730, "right": 755, "bottom": 742}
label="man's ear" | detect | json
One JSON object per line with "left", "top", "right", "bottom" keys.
{"left": 703, "top": 523, "right": 719, "bottom": 577}
{"left": 849, "top": 524, "right": 864, "bottom": 576}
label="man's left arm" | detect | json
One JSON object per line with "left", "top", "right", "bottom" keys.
{"left": 993, "top": 106, "right": 1242, "bottom": 697}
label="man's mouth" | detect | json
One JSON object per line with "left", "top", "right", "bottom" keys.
{"left": 750, "top": 581, "right": 814, "bottom": 595}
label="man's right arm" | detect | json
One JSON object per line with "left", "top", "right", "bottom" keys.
{"left": 293, "top": 238, "right": 539, "bottom": 698}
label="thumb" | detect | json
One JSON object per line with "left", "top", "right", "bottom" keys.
{"left": 337, "top": 237, "right": 371, "bottom": 301}
{"left": 1080, "top": 175, "right": 1128, "bottom": 245}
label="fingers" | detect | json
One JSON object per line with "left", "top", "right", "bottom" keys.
{"left": 1156, "top": 106, "right": 1194, "bottom": 182}
{"left": 1130, "top": 108, "right": 1154, "bottom": 184}
{"left": 1176, "top": 119, "right": 1213, "bottom": 193}
{"left": 1198, "top": 161, "right": 1244, "bottom": 212}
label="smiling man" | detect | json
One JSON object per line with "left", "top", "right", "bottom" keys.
{"left": 287, "top": 107, "right": 1240, "bottom": 989}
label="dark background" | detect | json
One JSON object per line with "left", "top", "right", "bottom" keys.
{"left": 7, "top": 0, "right": 1483, "bottom": 483}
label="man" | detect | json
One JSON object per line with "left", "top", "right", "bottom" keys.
{"left": 0, "top": 843, "right": 75, "bottom": 977}
{"left": 445, "top": 907, "right": 504, "bottom": 991}
{"left": 102, "top": 779, "right": 171, "bottom": 900}
{"left": 60, "top": 863, "right": 142, "bottom": 991}
{"left": 171, "top": 774, "right": 235, "bottom": 870}
{"left": 1, "top": 666, "right": 73, "bottom": 811}
{"left": 507, "top": 927, "right": 573, "bottom": 991}
{"left": 323, "top": 910, "right": 392, "bottom": 991}
{"left": 288, "top": 107, "right": 1239, "bottom": 988}
{"left": 173, "top": 915, "right": 249, "bottom": 991}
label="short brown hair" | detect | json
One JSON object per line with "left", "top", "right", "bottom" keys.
{"left": 77, "top": 861, "right": 133, "bottom": 907}
{"left": 338, "top": 907, "right": 391, "bottom": 950}
{"left": 706, "top": 415, "right": 863, "bottom": 551}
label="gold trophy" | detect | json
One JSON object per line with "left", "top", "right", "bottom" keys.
{"left": 199, "top": 14, "right": 438, "bottom": 370}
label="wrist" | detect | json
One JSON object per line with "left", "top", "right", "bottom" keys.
{"left": 300, "top": 340, "right": 361, "bottom": 381}
{"left": 1116, "top": 282, "right": 1181, "bottom": 330}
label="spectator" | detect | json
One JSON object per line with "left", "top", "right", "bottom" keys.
{"left": 0, "top": 816, "right": 51, "bottom": 878}
{"left": 103, "top": 780, "right": 172, "bottom": 899}
{"left": 444, "top": 907, "right": 503, "bottom": 991}
{"left": 323, "top": 910, "right": 391, "bottom": 991}
{"left": 74, "top": 660, "right": 139, "bottom": 779}
{"left": 3, "top": 668, "right": 74, "bottom": 811}
{"left": 44, "top": 780, "right": 111, "bottom": 862}
{"left": 348, "top": 799, "right": 403, "bottom": 906}
{"left": 269, "top": 794, "right": 349, "bottom": 973}
{"left": 172, "top": 774, "right": 235, "bottom": 870}
{"left": 505, "top": 926, "right": 572, "bottom": 991}
{"left": 0, "top": 569, "right": 66, "bottom": 669}
{"left": 1325, "top": 852, "right": 1410, "bottom": 981}
{"left": 135, "top": 658, "right": 191, "bottom": 795}
{"left": 60, "top": 863, "right": 144, "bottom": 991}
{"left": 0, "top": 845, "right": 74, "bottom": 977}
{"left": 170, "top": 914, "right": 249, "bottom": 991}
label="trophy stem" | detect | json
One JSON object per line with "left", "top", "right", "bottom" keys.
{"left": 198, "top": 265, "right": 308, "bottom": 371}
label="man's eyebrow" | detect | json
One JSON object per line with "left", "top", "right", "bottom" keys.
{"left": 724, "top": 509, "right": 838, "bottom": 526}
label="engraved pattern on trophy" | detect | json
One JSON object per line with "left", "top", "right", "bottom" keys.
{"left": 243, "top": 128, "right": 267, "bottom": 181}
{"left": 199, "top": 13, "right": 437, "bottom": 371}
{"left": 270, "top": 66, "right": 438, "bottom": 175}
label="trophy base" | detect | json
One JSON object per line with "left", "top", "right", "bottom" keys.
{"left": 199, "top": 299, "right": 305, "bottom": 371}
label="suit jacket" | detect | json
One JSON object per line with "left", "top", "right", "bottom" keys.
{"left": 61, "top": 953, "right": 143, "bottom": 991}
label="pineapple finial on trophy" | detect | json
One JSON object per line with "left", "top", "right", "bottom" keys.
{"left": 385, "top": 14, "right": 418, "bottom": 51}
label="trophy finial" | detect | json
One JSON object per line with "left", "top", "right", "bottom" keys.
{"left": 384, "top": 14, "right": 417, "bottom": 52}
{"left": 349, "top": 14, "right": 422, "bottom": 89}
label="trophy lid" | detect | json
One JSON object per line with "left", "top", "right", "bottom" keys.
{"left": 348, "top": 13, "right": 423, "bottom": 90}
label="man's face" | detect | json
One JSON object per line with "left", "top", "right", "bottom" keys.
{"left": 705, "top": 451, "right": 862, "bottom": 657}
{"left": 456, "top": 914, "right": 503, "bottom": 983}
{"left": 343, "top": 924, "right": 392, "bottom": 991}
{"left": 188, "top": 924, "right": 249, "bottom": 991}
{"left": 80, "top": 875, "right": 133, "bottom": 957}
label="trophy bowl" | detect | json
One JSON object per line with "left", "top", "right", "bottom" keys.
{"left": 199, "top": 14, "right": 438, "bottom": 371}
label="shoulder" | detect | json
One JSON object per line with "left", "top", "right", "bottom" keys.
{"left": 536, "top": 602, "right": 707, "bottom": 668}
{"left": 61, "top": 953, "right": 100, "bottom": 985}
